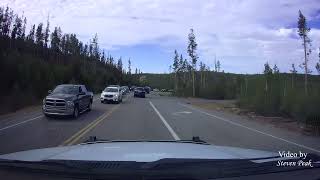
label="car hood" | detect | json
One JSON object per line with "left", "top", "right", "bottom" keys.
{"left": 47, "top": 93, "right": 76, "bottom": 100}
{"left": 0, "top": 142, "right": 278, "bottom": 162}
{"left": 102, "top": 92, "right": 118, "bottom": 95}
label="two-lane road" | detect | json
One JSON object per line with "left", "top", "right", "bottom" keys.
{"left": 0, "top": 92, "right": 320, "bottom": 156}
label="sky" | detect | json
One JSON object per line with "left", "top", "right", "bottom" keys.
{"left": 2, "top": 0, "right": 320, "bottom": 74}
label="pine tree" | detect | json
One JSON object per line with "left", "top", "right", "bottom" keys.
{"left": 172, "top": 50, "right": 179, "bottom": 91}
{"left": 27, "top": 24, "right": 35, "bottom": 42}
{"left": 2, "top": 7, "right": 14, "bottom": 36}
{"left": 11, "top": 15, "right": 22, "bottom": 40}
{"left": 91, "top": 33, "right": 99, "bottom": 60}
{"left": 298, "top": 10, "right": 311, "bottom": 95}
{"left": 117, "top": 57, "right": 123, "bottom": 71}
{"left": 263, "top": 62, "right": 273, "bottom": 92}
{"left": 101, "top": 50, "right": 106, "bottom": 63}
{"left": 290, "top": 63, "right": 297, "bottom": 88}
{"left": 44, "top": 16, "right": 50, "bottom": 48}
{"left": 273, "top": 64, "right": 279, "bottom": 74}
{"left": 35, "top": 23, "right": 44, "bottom": 46}
{"left": 21, "top": 17, "right": 26, "bottom": 39}
{"left": 50, "top": 27, "right": 61, "bottom": 53}
{"left": 316, "top": 48, "right": 320, "bottom": 74}
{"left": 187, "top": 28, "right": 198, "bottom": 97}
{"left": 128, "top": 58, "right": 131, "bottom": 74}
{"left": 217, "top": 60, "right": 221, "bottom": 72}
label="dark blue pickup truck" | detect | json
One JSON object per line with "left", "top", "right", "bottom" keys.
{"left": 42, "top": 84, "right": 93, "bottom": 118}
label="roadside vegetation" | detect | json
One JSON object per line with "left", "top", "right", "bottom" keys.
{"left": 143, "top": 11, "right": 320, "bottom": 126}
{"left": 0, "top": 6, "right": 141, "bottom": 114}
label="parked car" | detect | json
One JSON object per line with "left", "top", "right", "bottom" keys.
{"left": 144, "top": 86, "right": 151, "bottom": 94}
{"left": 134, "top": 87, "right": 146, "bottom": 98}
{"left": 101, "top": 86, "right": 123, "bottom": 104}
{"left": 42, "top": 84, "right": 93, "bottom": 118}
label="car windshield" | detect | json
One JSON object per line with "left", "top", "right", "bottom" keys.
{"left": 1, "top": 1, "right": 320, "bottom": 179}
{"left": 104, "top": 88, "right": 118, "bottom": 92}
{"left": 52, "top": 85, "right": 79, "bottom": 94}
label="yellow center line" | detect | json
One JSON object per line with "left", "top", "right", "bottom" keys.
{"left": 60, "top": 96, "right": 128, "bottom": 146}
{"left": 59, "top": 108, "right": 113, "bottom": 146}
{"left": 66, "top": 105, "right": 120, "bottom": 145}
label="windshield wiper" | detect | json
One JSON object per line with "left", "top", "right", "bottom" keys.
{"left": 80, "top": 136, "right": 209, "bottom": 145}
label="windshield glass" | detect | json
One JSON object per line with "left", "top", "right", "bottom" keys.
{"left": 52, "top": 85, "right": 79, "bottom": 94}
{"left": 104, "top": 88, "right": 118, "bottom": 92}
{"left": 1, "top": 1, "right": 320, "bottom": 178}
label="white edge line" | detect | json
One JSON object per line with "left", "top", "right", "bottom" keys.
{"left": 149, "top": 101, "right": 180, "bottom": 140}
{"left": 0, "top": 115, "right": 44, "bottom": 132}
{"left": 179, "top": 103, "right": 320, "bottom": 154}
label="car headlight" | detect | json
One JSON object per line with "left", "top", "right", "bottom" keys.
{"left": 67, "top": 101, "right": 74, "bottom": 106}
{"left": 114, "top": 94, "right": 118, "bottom": 97}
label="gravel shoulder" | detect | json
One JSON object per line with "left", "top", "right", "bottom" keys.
{"left": 183, "top": 97, "right": 319, "bottom": 137}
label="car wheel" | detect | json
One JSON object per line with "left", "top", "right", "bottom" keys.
{"left": 87, "top": 102, "right": 92, "bottom": 111}
{"left": 73, "top": 106, "right": 79, "bottom": 119}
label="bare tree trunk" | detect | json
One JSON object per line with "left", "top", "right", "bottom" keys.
{"left": 303, "top": 36, "right": 308, "bottom": 96}
{"left": 284, "top": 80, "right": 287, "bottom": 97}
{"left": 203, "top": 72, "right": 206, "bottom": 88}
{"left": 200, "top": 71, "right": 203, "bottom": 88}
{"left": 192, "top": 70, "right": 195, "bottom": 97}
{"left": 291, "top": 74, "right": 294, "bottom": 89}
{"left": 174, "top": 73, "right": 177, "bottom": 92}
{"left": 245, "top": 78, "right": 248, "bottom": 96}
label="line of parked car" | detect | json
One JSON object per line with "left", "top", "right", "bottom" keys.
{"left": 42, "top": 84, "right": 152, "bottom": 119}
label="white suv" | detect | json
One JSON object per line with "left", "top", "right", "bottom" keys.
{"left": 100, "top": 86, "right": 123, "bottom": 104}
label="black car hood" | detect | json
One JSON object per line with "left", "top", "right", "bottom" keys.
{"left": 46, "top": 93, "right": 76, "bottom": 101}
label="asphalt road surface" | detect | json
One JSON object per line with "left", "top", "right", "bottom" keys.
{"left": 0, "top": 92, "right": 320, "bottom": 156}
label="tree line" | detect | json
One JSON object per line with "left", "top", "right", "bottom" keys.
{"left": 0, "top": 6, "right": 139, "bottom": 114}
{"left": 163, "top": 10, "right": 320, "bottom": 123}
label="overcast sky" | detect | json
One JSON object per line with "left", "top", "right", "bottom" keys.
{"left": 2, "top": 0, "right": 320, "bottom": 74}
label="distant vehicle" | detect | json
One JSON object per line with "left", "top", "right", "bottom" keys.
{"left": 134, "top": 87, "right": 146, "bottom": 98}
{"left": 144, "top": 86, "right": 151, "bottom": 94}
{"left": 130, "top": 86, "right": 136, "bottom": 91}
{"left": 121, "top": 86, "right": 129, "bottom": 95}
{"left": 168, "top": 89, "right": 174, "bottom": 93}
{"left": 43, "top": 84, "right": 93, "bottom": 118}
{"left": 153, "top": 88, "right": 159, "bottom": 92}
{"left": 161, "top": 89, "right": 167, "bottom": 92}
{"left": 108, "top": 85, "right": 120, "bottom": 88}
{"left": 101, "top": 86, "right": 123, "bottom": 104}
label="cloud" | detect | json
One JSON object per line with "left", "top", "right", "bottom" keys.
{"left": 1, "top": 0, "right": 320, "bottom": 73}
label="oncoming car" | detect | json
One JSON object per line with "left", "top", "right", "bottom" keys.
{"left": 134, "top": 87, "right": 146, "bottom": 98}
{"left": 100, "top": 86, "right": 123, "bottom": 104}
{"left": 42, "top": 84, "right": 93, "bottom": 118}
